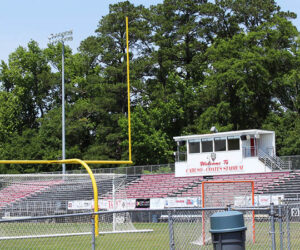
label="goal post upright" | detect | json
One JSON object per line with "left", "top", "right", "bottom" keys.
{"left": 201, "top": 180, "right": 255, "bottom": 244}
{"left": 86, "top": 16, "right": 132, "bottom": 165}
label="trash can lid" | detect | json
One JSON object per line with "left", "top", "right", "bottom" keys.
{"left": 210, "top": 211, "right": 247, "bottom": 233}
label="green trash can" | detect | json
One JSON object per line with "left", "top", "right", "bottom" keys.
{"left": 210, "top": 211, "right": 247, "bottom": 250}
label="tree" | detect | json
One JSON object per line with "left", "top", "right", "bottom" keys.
{"left": 0, "top": 91, "right": 22, "bottom": 142}
{"left": 0, "top": 41, "right": 55, "bottom": 128}
{"left": 200, "top": 13, "right": 297, "bottom": 130}
{"left": 119, "top": 105, "right": 173, "bottom": 165}
{"left": 78, "top": 1, "right": 152, "bottom": 161}
{"left": 263, "top": 111, "right": 300, "bottom": 156}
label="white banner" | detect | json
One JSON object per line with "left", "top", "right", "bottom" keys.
{"left": 68, "top": 199, "right": 136, "bottom": 210}
{"left": 234, "top": 196, "right": 253, "bottom": 207}
{"left": 68, "top": 200, "right": 93, "bottom": 210}
{"left": 150, "top": 198, "right": 164, "bottom": 209}
{"left": 257, "top": 195, "right": 271, "bottom": 206}
{"left": 99, "top": 199, "right": 136, "bottom": 210}
{"left": 164, "top": 197, "right": 200, "bottom": 208}
{"left": 234, "top": 195, "right": 284, "bottom": 207}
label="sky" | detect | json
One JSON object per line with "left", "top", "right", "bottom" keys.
{"left": 0, "top": 0, "right": 299, "bottom": 62}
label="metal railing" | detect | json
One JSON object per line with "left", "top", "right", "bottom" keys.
{"left": 258, "top": 149, "right": 292, "bottom": 171}
{"left": 37, "top": 155, "right": 300, "bottom": 176}
{"left": 174, "top": 152, "right": 187, "bottom": 163}
{"left": 281, "top": 155, "right": 300, "bottom": 170}
{"left": 243, "top": 146, "right": 258, "bottom": 157}
{"left": 43, "top": 164, "right": 175, "bottom": 176}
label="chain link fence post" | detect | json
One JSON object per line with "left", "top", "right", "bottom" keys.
{"left": 168, "top": 210, "right": 175, "bottom": 250}
{"left": 91, "top": 216, "right": 95, "bottom": 250}
{"left": 270, "top": 203, "right": 276, "bottom": 250}
{"left": 278, "top": 204, "right": 284, "bottom": 250}
{"left": 286, "top": 204, "right": 291, "bottom": 250}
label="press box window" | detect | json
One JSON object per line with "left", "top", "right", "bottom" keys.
{"left": 214, "top": 137, "right": 226, "bottom": 151}
{"left": 189, "top": 142, "right": 200, "bottom": 153}
{"left": 228, "top": 136, "right": 240, "bottom": 150}
{"left": 202, "top": 138, "right": 213, "bottom": 152}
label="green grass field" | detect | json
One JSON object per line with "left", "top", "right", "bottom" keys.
{"left": 0, "top": 222, "right": 299, "bottom": 249}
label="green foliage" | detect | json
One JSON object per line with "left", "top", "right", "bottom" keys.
{"left": 0, "top": 0, "right": 299, "bottom": 173}
{"left": 142, "top": 165, "right": 173, "bottom": 174}
{"left": 263, "top": 111, "right": 300, "bottom": 156}
{"left": 119, "top": 105, "right": 173, "bottom": 165}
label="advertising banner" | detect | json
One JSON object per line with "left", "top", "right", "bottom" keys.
{"left": 68, "top": 199, "right": 136, "bottom": 210}
{"left": 150, "top": 198, "right": 165, "bottom": 209}
{"left": 164, "top": 197, "right": 200, "bottom": 208}
{"left": 68, "top": 200, "right": 92, "bottom": 210}
{"left": 136, "top": 199, "right": 150, "bottom": 208}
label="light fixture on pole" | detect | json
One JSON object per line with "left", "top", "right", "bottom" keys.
{"left": 48, "top": 30, "right": 73, "bottom": 175}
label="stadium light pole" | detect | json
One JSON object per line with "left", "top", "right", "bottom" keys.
{"left": 48, "top": 30, "right": 73, "bottom": 175}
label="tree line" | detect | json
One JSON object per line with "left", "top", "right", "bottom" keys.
{"left": 0, "top": 0, "right": 299, "bottom": 173}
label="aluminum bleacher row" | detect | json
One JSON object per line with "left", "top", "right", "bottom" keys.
{"left": 259, "top": 171, "right": 300, "bottom": 198}
{"left": 1, "top": 171, "right": 299, "bottom": 217}
{"left": 125, "top": 171, "right": 292, "bottom": 199}
{"left": 0, "top": 175, "right": 139, "bottom": 216}
{"left": 0, "top": 180, "right": 62, "bottom": 208}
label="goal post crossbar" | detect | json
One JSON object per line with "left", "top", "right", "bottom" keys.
{"left": 201, "top": 180, "right": 255, "bottom": 244}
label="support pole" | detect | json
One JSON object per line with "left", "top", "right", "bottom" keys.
{"left": 278, "top": 204, "right": 284, "bottom": 250}
{"left": 286, "top": 205, "right": 291, "bottom": 250}
{"left": 112, "top": 174, "right": 116, "bottom": 232}
{"left": 270, "top": 203, "right": 276, "bottom": 250}
{"left": 168, "top": 210, "right": 175, "bottom": 250}
{"left": 91, "top": 216, "right": 96, "bottom": 250}
{"left": 61, "top": 42, "right": 66, "bottom": 175}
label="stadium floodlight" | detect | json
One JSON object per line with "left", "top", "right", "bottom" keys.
{"left": 48, "top": 30, "right": 73, "bottom": 175}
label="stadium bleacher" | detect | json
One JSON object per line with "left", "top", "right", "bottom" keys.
{"left": 125, "top": 171, "right": 291, "bottom": 199}
{"left": 0, "top": 175, "right": 140, "bottom": 217}
{"left": 0, "top": 180, "right": 62, "bottom": 208}
{"left": 259, "top": 170, "right": 300, "bottom": 198}
{"left": 1, "top": 170, "right": 298, "bottom": 218}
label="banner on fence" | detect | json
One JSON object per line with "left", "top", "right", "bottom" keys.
{"left": 136, "top": 199, "right": 150, "bottom": 208}
{"left": 68, "top": 199, "right": 136, "bottom": 210}
{"left": 256, "top": 194, "right": 284, "bottom": 206}
{"left": 150, "top": 198, "right": 165, "bottom": 209}
{"left": 164, "top": 197, "right": 200, "bottom": 208}
{"left": 68, "top": 200, "right": 93, "bottom": 210}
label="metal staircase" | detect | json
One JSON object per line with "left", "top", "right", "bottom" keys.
{"left": 258, "top": 149, "right": 292, "bottom": 171}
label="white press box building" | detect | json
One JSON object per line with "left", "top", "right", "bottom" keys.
{"left": 174, "top": 129, "right": 290, "bottom": 177}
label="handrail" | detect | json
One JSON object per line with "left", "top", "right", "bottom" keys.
{"left": 258, "top": 149, "right": 279, "bottom": 170}
{"left": 258, "top": 150, "right": 291, "bottom": 171}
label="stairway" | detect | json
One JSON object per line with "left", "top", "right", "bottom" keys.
{"left": 258, "top": 149, "right": 292, "bottom": 171}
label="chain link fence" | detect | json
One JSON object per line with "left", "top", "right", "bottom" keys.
{"left": 0, "top": 205, "right": 298, "bottom": 249}
{"left": 0, "top": 212, "right": 93, "bottom": 249}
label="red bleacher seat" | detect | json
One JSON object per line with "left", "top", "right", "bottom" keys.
{"left": 124, "top": 171, "right": 291, "bottom": 199}
{"left": 0, "top": 180, "right": 63, "bottom": 208}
